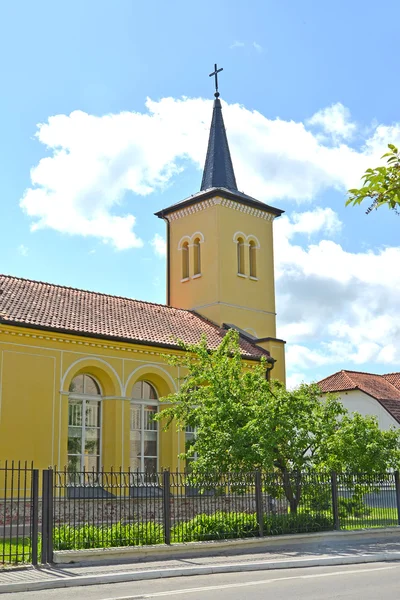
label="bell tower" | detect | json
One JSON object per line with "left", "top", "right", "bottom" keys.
{"left": 155, "top": 65, "right": 286, "bottom": 382}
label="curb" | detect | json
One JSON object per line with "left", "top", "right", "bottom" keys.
{"left": 1, "top": 552, "right": 400, "bottom": 594}
{"left": 53, "top": 526, "right": 400, "bottom": 565}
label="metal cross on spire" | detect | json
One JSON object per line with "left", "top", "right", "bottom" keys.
{"left": 209, "top": 63, "right": 223, "bottom": 98}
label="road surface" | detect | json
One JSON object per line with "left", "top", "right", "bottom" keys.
{"left": 2, "top": 562, "right": 400, "bottom": 599}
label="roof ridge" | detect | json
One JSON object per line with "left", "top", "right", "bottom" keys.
{"left": 341, "top": 369, "right": 383, "bottom": 377}
{"left": 383, "top": 372, "right": 400, "bottom": 377}
{"left": 318, "top": 370, "right": 356, "bottom": 387}
{"left": 0, "top": 273, "right": 188, "bottom": 314}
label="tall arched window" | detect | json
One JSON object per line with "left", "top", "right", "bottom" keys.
{"left": 249, "top": 240, "right": 257, "bottom": 278}
{"left": 237, "top": 237, "right": 245, "bottom": 275}
{"left": 193, "top": 237, "right": 201, "bottom": 276}
{"left": 182, "top": 242, "right": 189, "bottom": 280}
{"left": 68, "top": 374, "right": 101, "bottom": 473}
{"left": 130, "top": 381, "right": 158, "bottom": 473}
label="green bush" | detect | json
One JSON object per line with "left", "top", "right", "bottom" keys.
{"left": 171, "top": 512, "right": 258, "bottom": 542}
{"left": 53, "top": 522, "right": 164, "bottom": 550}
{"left": 53, "top": 511, "right": 334, "bottom": 550}
{"left": 338, "top": 497, "right": 371, "bottom": 519}
{"left": 264, "top": 512, "right": 334, "bottom": 535}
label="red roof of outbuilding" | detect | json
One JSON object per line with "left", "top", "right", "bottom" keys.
{"left": 0, "top": 274, "right": 269, "bottom": 360}
{"left": 318, "top": 369, "right": 400, "bottom": 424}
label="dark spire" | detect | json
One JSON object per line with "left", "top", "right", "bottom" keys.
{"left": 200, "top": 64, "right": 238, "bottom": 192}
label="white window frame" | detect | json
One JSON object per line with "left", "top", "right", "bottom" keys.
{"left": 68, "top": 375, "right": 102, "bottom": 473}
{"left": 130, "top": 382, "right": 159, "bottom": 473}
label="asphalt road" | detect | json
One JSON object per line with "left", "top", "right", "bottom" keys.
{"left": 3, "top": 562, "right": 400, "bottom": 600}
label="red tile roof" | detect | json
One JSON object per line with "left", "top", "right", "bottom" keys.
{"left": 318, "top": 370, "right": 400, "bottom": 424}
{"left": 383, "top": 372, "right": 400, "bottom": 390}
{"left": 0, "top": 274, "right": 269, "bottom": 360}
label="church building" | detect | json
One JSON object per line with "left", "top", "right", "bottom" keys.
{"left": 0, "top": 76, "right": 285, "bottom": 472}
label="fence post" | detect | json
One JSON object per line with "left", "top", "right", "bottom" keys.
{"left": 46, "top": 469, "right": 54, "bottom": 563}
{"left": 255, "top": 470, "right": 264, "bottom": 537}
{"left": 31, "top": 469, "right": 39, "bottom": 566}
{"left": 162, "top": 470, "right": 171, "bottom": 545}
{"left": 41, "top": 470, "right": 49, "bottom": 563}
{"left": 394, "top": 471, "right": 400, "bottom": 525}
{"left": 331, "top": 471, "right": 340, "bottom": 530}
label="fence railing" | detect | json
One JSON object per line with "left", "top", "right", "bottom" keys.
{"left": 1, "top": 465, "right": 400, "bottom": 565}
{"left": 0, "top": 461, "right": 36, "bottom": 565}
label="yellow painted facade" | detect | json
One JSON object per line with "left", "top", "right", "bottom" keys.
{"left": 0, "top": 324, "right": 185, "bottom": 471}
{"left": 166, "top": 194, "right": 286, "bottom": 382}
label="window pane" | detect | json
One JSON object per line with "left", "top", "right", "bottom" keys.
{"left": 69, "top": 375, "right": 84, "bottom": 394}
{"left": 193, "top": 240, "right": 201, "bottom": 275}
{"left": 132, "top": 381, "right": 143, "bottom": 400}
{"left": 250, "top": 243, "right": 257, "bottom": 277}
{"left": 142, "top": 382, "right": 157, "bottom": 400}
{"left": 85, "top": 428, "right": 100, "bottom": 455}
{"left": 68, "top": 400, "right": 82, "bottom": 426}
{"left": 144, "top": 457, "right": 157, "bottom": 474}
{"left": 84, "top": 454, "right": 99, "bottom": 472}
{"left": 144, "top": 431, "right": 157, "bottom": 457}
{"left": 144, "top": 406, "right": 158, "bottom": 430}
{"left": 130, "top": 429, "right": 141, "bottom": 470}
{"left": 68, "top": 427, "right": 82, "bottom": 455}
{"left": 84, "top": 375, "right": 101, "bottom": 395}
{"left": 130, "top": 405, "right": 141, "bottom": 429}
{"left": 182, "top": 244, "right": 189, "bottom": 279}
{"left": 85, "top": 400, "right": 100, "bottom": 427}
{"left": 67, "top": 455, "right": 81, "bottom": 474}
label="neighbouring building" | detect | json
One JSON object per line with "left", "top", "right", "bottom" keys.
{"left": 0, "top": 79, "right": 286, "bottom": 471}
{"left": 319, "top": 370, "right": 400, "bottom": 429}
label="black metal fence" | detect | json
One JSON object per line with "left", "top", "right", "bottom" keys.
{"left": 1, "top": 465, "right": 400, "bottom": 565}
{"left": 0, "top": 461, "right": 37, "bottom": 565}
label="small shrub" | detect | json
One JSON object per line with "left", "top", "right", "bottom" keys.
{"left": 171, "top": 512, "right": 258, "bottom": 542}
{"left": 338, "top": 497, "right": 371, "bottom": 519}
{"left": 264, "top": 512, "right": 334, "bottom": 535}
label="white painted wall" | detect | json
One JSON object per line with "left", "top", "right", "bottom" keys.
{"left": 322, "top": 389, "right": 399, "bottom": 430}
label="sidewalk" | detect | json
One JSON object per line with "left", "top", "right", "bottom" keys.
{"left": 1, "top": 531, "right": 400, "bottom": 594}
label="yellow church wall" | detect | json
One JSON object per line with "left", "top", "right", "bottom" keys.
{"left": 166, "top": 193, "right": 285, "bottom": 382}
{"left": 0, "top": 325, "right": 185, "bottom": 471}
{"left": 167, "top": 196, "right": 278, "bottom": 340}
{"left": 168, "top": 203, "right": 219, "bottom": 312}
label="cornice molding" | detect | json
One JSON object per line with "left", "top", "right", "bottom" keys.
{"left": 165, "top": 197, "right": 276, "bottom": 222}
{"left": 0, "top": 328, "right": 171, "bottom": 358}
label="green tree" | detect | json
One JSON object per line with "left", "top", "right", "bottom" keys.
{"left": 347, "top": 144, "right": 400, "bottom": 214}
{"left": 157, "top": 330, "right": 400, "bottom": 512}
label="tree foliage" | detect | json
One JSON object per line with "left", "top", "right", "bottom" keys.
{"left": 157, "top": 330, "right": 400, "bottom": 511}
{"left": 347, "top": 144, "right": 400, "bottom": 214}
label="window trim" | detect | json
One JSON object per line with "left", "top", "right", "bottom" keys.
{"left": 130, "top": 381, "right": 159, "bottom": 473}
{"left": 68, "top": 374, "right": 102, "bottom": 473}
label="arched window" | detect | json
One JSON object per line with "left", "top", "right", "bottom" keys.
{"left": 182, "top": 242, "right": 189, "bottom": 280}
{"left": 68, "top": 374, "right": 101, "bottom": 473}
{"left": 249, "top": 240, "right": 257, "bottom": 278}
{"left": 130, "top": 381, "right": 158, "bottom": 473}
{"left": 237, "top": 237, "right": 245, "bottom": 275}
{"left": 193, "top": 237, "right": 201, "bottom": 276}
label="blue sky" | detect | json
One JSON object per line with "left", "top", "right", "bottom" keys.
{"left": 1, "top": 0, "right": 400, "bottom": 386}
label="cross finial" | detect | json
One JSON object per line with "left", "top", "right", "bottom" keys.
{"left": 209, "top": 63, "right": 223, "bottom": 98}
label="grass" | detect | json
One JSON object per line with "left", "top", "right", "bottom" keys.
{"left": 0, "top": 538, "right": 32, "bottom": 565}
{"left": 340, "top": 507, "right": 398, "bottom": 530}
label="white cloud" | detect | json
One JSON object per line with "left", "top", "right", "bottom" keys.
{"left": 275, "top": 208, "right": 400, "bottom": 377}
{"left": 151, "top": 233, "right": 166, "bottom": 258}
{"left": 20, "top": 97, "right": 400, "bottom": 249}
{"left": 18, "top": 244, "right": 29, "bottom": 256}
{"left": 307, "top": 102, "right": 356, "bottom": 142}
{"left": 230, "top": 41, "right": 245, "bottom": 49}
{"left": 253, "top": 41, "right": 263, "bottom": 52}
